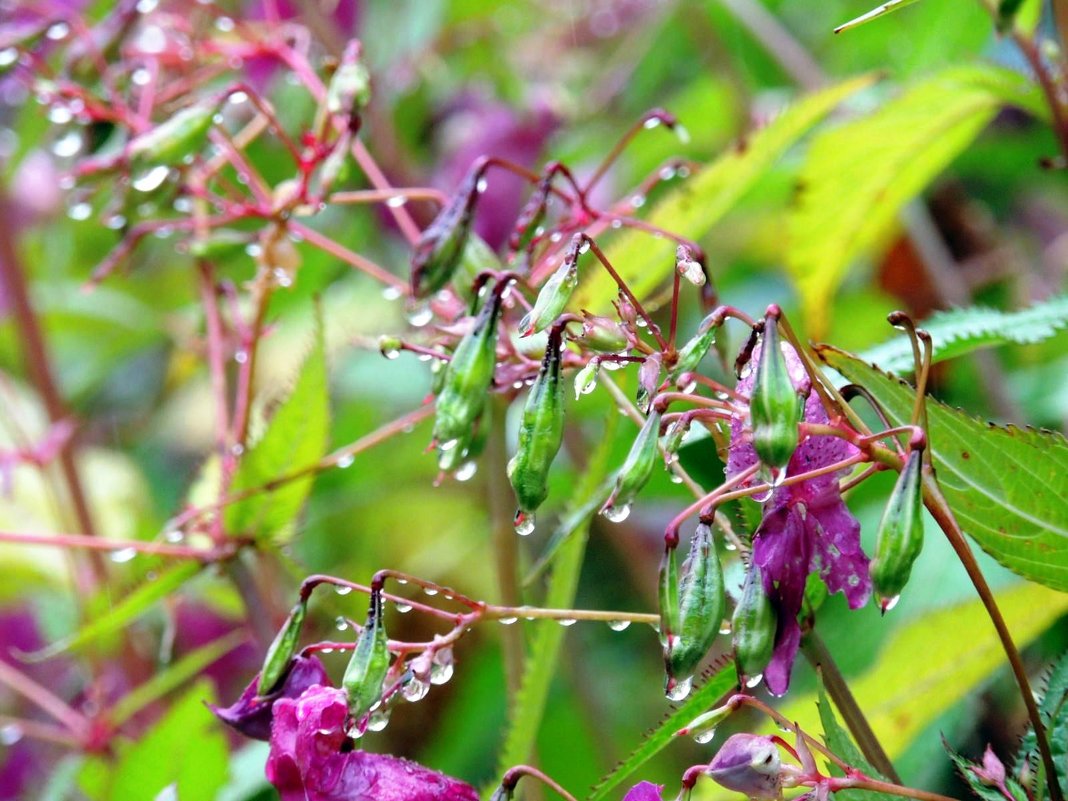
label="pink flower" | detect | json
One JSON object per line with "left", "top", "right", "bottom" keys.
{"left": 210, "top": 654, "right": 329, "bottom": 741}
{"left": 727, "top": 344, "right": 870, "bottom": 695}
{"left": 266, "top": 683, "right": 479, "bottom": 801}
{"left": 706, "top": 734, "right": 783, "bottom": 801}
{"left": 622, "top": 781, "right": 665, "bottom": 801}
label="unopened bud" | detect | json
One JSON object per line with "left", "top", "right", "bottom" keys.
{"left": 675, "top": 245, "right": 706, "bottom": 287}
{"left": 666, "top": 523, "right": 726, "bottom": 682}
{"left": 257, "top": 601, "right": 307, "bottom": 696}
{"left": 410, "top": 170, "right": 480, "bottom": 298}
{"left": 508, "top": 327, "right": 566, "bottom": 518}
{"left": 637, "top": 353, "right": 662, "bottom": 413}
{"left": 706, "top": 734, "right": 783, "bottom": 801}
{"left": 669, "top": 313, "right": 719, "bottom": 385}
{"left": 326, "top": 41, "right": 371, "bottom": 116}
{"left": 678, "top": 703, "right": 733, "bottom": 738}
{"left": 519, "top": 236, "right": 580, "bottom": 335}
{"left": 128, "top": 98, "right": 220, "bottom": 166}
{"left": 870, "top": 448, "right": 925, "bottom": 611}
{"left": 749, "top": 315, "right": 802, "bottom": 470}
{"left": 342, "top": 586, "right": 390, "bottom": 720}
{"left": 576, "top": 315, "right": 628, "bottom": 353}
{"left": 661, "top": 417, "right": 690, "bottom": 465}
{"left": 602, "top": 409, "right": 663, "bottom": 519}
{"left": 731, "top": 563, "right": 775, "bottom": 681}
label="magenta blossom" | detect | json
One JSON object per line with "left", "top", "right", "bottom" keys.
{"left": 727, "top": 343, "right": 870, "bottom": 695}
{"left": 623, "top": 781, "right": 665, "bottom": 801}
{"left": 210, "top": 654, "right": 329, "bottom": 741}
{"left": 707, "top": 733, "right": 783, "bottom": 801}
{"left": 267, "top": 683, "right": 479, "bottom": 801}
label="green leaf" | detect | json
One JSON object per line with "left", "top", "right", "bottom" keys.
{"left": 108, "top": 630, "right": 247, "bottom": 727}
{"left": 779, "top": 582, "right": 1068, "bottom": 760}
{"left": 586, "top": 662, "right": 738, "bottom": 801}
{"left": 1015, "top": 652, "right": 1068, "bottom": 800}
{"left": 224, "top": 309, "right": 330, "bottom": 543}
{"left": 819, "top": 346, "right": 1068, "bottom": 590}
{"left": 571, "top": 74, "right": 877, "bottom": 312}
{"left": 858, "top": 297, "right": 1068, "bottom": 375}
{"left": 833, "top": 0, "right": 925, "bottom": 34}
{"left": 787, "top": 65, "right": 1045, "bottom": 336}
{"left": 22, "top": 562, "right": 202, "bottom": 661}
{"left": 816, "top": 677, "right": 896, "bottom": 801}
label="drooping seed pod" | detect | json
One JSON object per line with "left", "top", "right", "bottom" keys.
{"left": 665, "top": 523, "right": 725, "bottom": 682}
{"left": 636, "top": 353, "right": 662, "bottom": 414}
{"left": 660, "top": 416, "right": 690, "bottom": 466}
{"left": 575, "top": 314, "right": 629, "bottom": 353}
{"left": 668, "top": 313, "right": 719, "bottom": 385}
{"left": 508, "top": 325, "right": 566, "bottom": 522}
{"left": 410, "top": 169, "right": 481, "bottom": 298}
{"left": 658, "top": 545, "right": 680, "bottom": 650}
{"left": 342, "top": 587, "right": 390, "bottom": 720}
{"left": 748, "top": 314, "right": 802, "bottom": 471}
{"left": 432, "top": 278, "right": 508, "bottom": 449}
{"left": 128, "top": 97, "right": 220, "bottom": 166}
{"left": 602, "top": 408, "right": 663, "bottom": 521}
{"left": 518, "top": 234, "right": 582, "bottom": 336}
{"left": 870, "top": 448, "right": 925, "bottom": 611}
{"left": 731, "top": 562, "right": 775, "bottom": 681}
{"left": 509, "top": 173, "right": 553, "bottom": 254}
{"left": 257, "top": 601, "right": 308, "bottom": 696}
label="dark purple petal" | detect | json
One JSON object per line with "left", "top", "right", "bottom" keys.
{"left": 807, "top": 496, "right": 870, "bottom": 609}
{"left": 210, "top": 654, "right": 329, "bottom": 741}
{"left": 266, "top": 684, "right": 479, "bottom": 801}
{"left": 623, "top": 781, "right": 665, "bottom": 801}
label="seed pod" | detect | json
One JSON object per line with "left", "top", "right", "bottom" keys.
{"left": 508, "top": 326, "right": 566, "bottom": 518}
{"left": 668, "top": 313, "right": 719, "bottom": 385}
{"left": 432, "top": 279, "right": 507, "bottom": 449}
{"left": 731, "top": 563, "right": 775, "bottom": 681}
{"left": 257, "top": 601, "right": 308, "bottom": 695}
{"left": 326, "top": 41, "right": 371, "bottom": 117}
{"left": 658, "top": 546, "right": 680, "bottom": 648}
{"left": 661, "top": 417, "right": 690, "bottom": 466}
{"left": 128, "top": 98, "right": 220, "bottom": 166}
{"left": 748, "top": 316, "right": 802, "bottom": 471}
{"left": 870, "top": 448, "right": 925, "bottom": 611}
{"left": 636, "top": 353, "right": 662, "bottom": 414}
{"left": 666, "top": 523, "right": 725, "bottom": 681}
{"left": 575, "top": 314, "right": 629, "bottom": 353}
{"left": 509, "top": 174, "right": 553, "bottom": 254}
{"left": 342, "top": 587, "right": 390, "bottom": 720}
{"left": 518, "top": 235, "right": 582, "bottom": 336}
{"left": 410, "top": 169, "right": 481, "bottom": 298}
{"left": 602, "top": 409, "right": 663, "bottom": 519}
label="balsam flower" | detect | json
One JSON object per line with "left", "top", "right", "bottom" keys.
{"left": 622, "top": 781, "right": 665, "bottom": 801}
{"left": 210, "top": 654, "right": 329, "bottom": 741}
{"left": 727, "top": 343, "right": 870, "bottom": 695}
{"left": 266, "top": 683, "right": 479, "bottom": 801}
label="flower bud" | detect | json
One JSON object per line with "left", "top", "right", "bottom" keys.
{"left": 575, "top": 314, "right": 629, "bottom": 353}
{"left": 602, "top": 409, "right": 663, "bottom": 520}
{"left": 518, "top": 236, "right": 581, "bottom": 335}
{"left": 870, "top": 448, "right": 925, "bottom": 611}
{"left": 749, "top": 316, "right": 802, "bottom": 471}
{"left": 675, "top": 244, "right": 706, "bottom": 287}
{"left": 706, "top": 734, "right": 783, "bottom": 801}
{"left": 658, "top": 546, "right": 680, "bottom": 648}
{"left": 637, "top": 352, "right": 662, "bottom": 413}
{"left": 731, "top": 563, "right": 775, "bottom": 681}
{"left": 128, "top": 98, "right": 220, "bottom": 166}
{"left": 509, "top": 175, "right": 552, "bottom": 254}
{"left": 661, "top": 417, "right": 690, "bottom": 466}
{"left": 666, "top": 523, "right": 726, "bottom": 682}
{"left": 410, "top": 170, "right": 481, "bottom": 298}
{"left": 508, "top": 327, "right": 566, "bottom": 518}
{"left": 432, "top": 279, "right": 507, "bottom": 449}
{"left": 326, "top": 41, "right": 371, "bottom": 117}
{"left": 668, "top": 313, "right": 719, "bottom": 385}
{"left": 342, "top": 587, "right": 390, "bottom": 720}
{"left": 257, "top": 601, "right": 308, "bottom": 696}
{"left": 574, "top": 360, "right": 600, "bottom": 399}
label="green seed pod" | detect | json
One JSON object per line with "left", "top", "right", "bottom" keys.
{"left": 602, "top": 408, "right": 663, "bottom": 521}
{"left": 669, "top": 314, "right": 719, "bottom": 385}
{"left": 870, "top": 449, "right": 925, "bottom": 611}
{"left": 660, "top": 417, "right": 690, "bottom": 466}
{"left": 507, "top": 326, "right": 566, "bottom": 518}
{"left": 731, "top": 563, "right": 775, "bottom": 681}
{"left": 257, "top": 601, "right": 307, "bottom": 695}
{"left": 410, "top": 170, "right": 480, "bottom": 298}
{"left": 636, "top": 352, "right": 662, "bottom": 414}
{"left": 128, "top": 98, "right": 219, "bottom": 166}
{"left": 518, "top": 236, "right": 581, "bottom": 336}
{"left": 658, "top": 546, "right": 680, "bottom": 648}
{"left": 575, "top": 315, "right": 629, "bottom": 353}
{"left": 666, "top": 523, "right": 725, "bottom": 681}
{"left": 432, "top": 280, "right": 507, "bottom": 449}
{"left": 509, "top": 175, "right": 552, "bottom": 254}
{"left": 326, "top": 42, "right": 371, "bottom": 116}
{"left": 749, "top": 316, "right": 802, "bottom": 471}
{"left": 342, "top": 587, "right": 390, "bottom": 720}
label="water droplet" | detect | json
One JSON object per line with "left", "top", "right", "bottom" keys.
{"left": 694, "top": 728, "right": 716, "bottom": 744}
{"left": 724, "top": 541, "right": 737, "bottom": 551}
{"left": 406, "top": 302, "right": 434, "bottom": 328}
{"left": 336, "top": 454, "right": 355, "bottom": 469}
{"left": 105, "top": 213, "right": 127, "bottom": 230}
{"left": 228, "top": 91, "right": 248, "bottom": 106}
{"left": 499, "top": 617, "right": 518, "bottom": 625}
{"left": 48, "top": 106, "right": 73, "bottom": 124}
{"left": 847, "top": 574, "right": 860, "bottom": 588}
{"left": 335, "top": 617, "right": 349, "bottom": 631}
{"left": 630, "top": 194, "right": 646, "bottom": 208}
{"left": 666, "top": 675, "right": 693, "bottom": 701}
{"left": 514, "top": 511, "right": 535, "bottom": 536}
{"left": 476, "top": 177, "right": 489, "bottom": 193}
{"left": 68, "top": 201, "right": 92, "bottom": 221}
{"left": 382, "top": 347, "right": 400, "bottom": 360}
{"left": 320, "top": 647, "right": 336, "bottom": 655}
{"left": 681, "top": 379, "right": 698, "bottom": 394}
{"left": 602, "top": 504, "right": 631, "bottom": 523}
{"left": 610, "top": 219, "right": 623, "bottom": 229}
{"left": 234, "top": 350, "right": 248, "bottom": 364}
{"left": 334, "top": 585, "right": 353, "bottom": 596}
{"left": 674, "top": 124, "right": 691, "bottom": 145}
{"left": 558, "top": 619, "right": 577, "bottom": 627}
{"left": 402, "top": 678, "right": 429, "bottom": 703}
{"left": 745, "top": 673, "right": 764, "bottom": 689}
{"left": 423, "top": 588, "right": 439, "bottom": 596}
{"left": 386, "top": 195, "right": 408, "bottom": 208}
{"left": 52, "top": 130, "right": 83, "bottom": 158}
{"left": 643, "top": 118, "right": 662, "bottom": 130}
{"left": 230, "top": 443, "right": 245, "bottom": 457}
{"left": 430, "top": 648, "right": 454, "bottom": 685}
{"left": 0, "top": 49, "right": 18, "bottom": 68}
{"left": 46, "top": 22, "right": 70, "bottom": 40}
{"left": 164, "top": 530, "right": 183, "bottom": 543}
{"left": 367, "top": 707, "right": 391, "bottom": 731}
{"left": 0, "top": 724, "right": 23, "bottom": 745}
{"left": 110, "top": 547, "right": 137, "bottom": 563}
{"left": 215, "top": 16, "right": 236, "bottom": 32}
{"left": 396, "top": 578, "right": 408, "bottom": 585}
{"left": 345, "top": 719, "right": 365, "bottom": 739}
{"left": 132, "top": 165, "right": 170, "bottom": 193}
{"left": 273, "top": 267, "right": 293, "bottom": 288}
{"left": 394, "top": 602, "right": 413, "bottom": 614}
{"left": 578, "top": 240, "right": 591, "bottom": 254}
{"left": 669, "top": 473, "right": 683, "bottom": 485}
{"left": 438, "top": 438, "right": 460, "bottom": 453}
{"left": 607, "top": 620, "right": 631, "bottom": 632}
{"left": 752, "top": 487, "right": 773, "bottom": 504}
{"left": 455, "top": 461, "right": 477, "bottom": 482}
{"left": 880, "top": 594, "right": 900, "bottom": 612}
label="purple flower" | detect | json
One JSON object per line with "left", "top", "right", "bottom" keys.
{"left": 209, "top": 654, "right": 329, "bottom": 741}
{"left": 623, "top": 781, "right": 665, "bottom": 801}
{"left": 727, "top": 343, "right": 870, "bottom": 695}
{"left": 706, "top": 733, "right": 783, "bottom": 801}
{"left": 266, "top": 683, "right": 479, "bottom": 801}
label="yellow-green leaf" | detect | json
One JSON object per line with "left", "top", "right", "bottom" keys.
{"left": 834, "top": 0, "right": 925, "bottom": 34}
